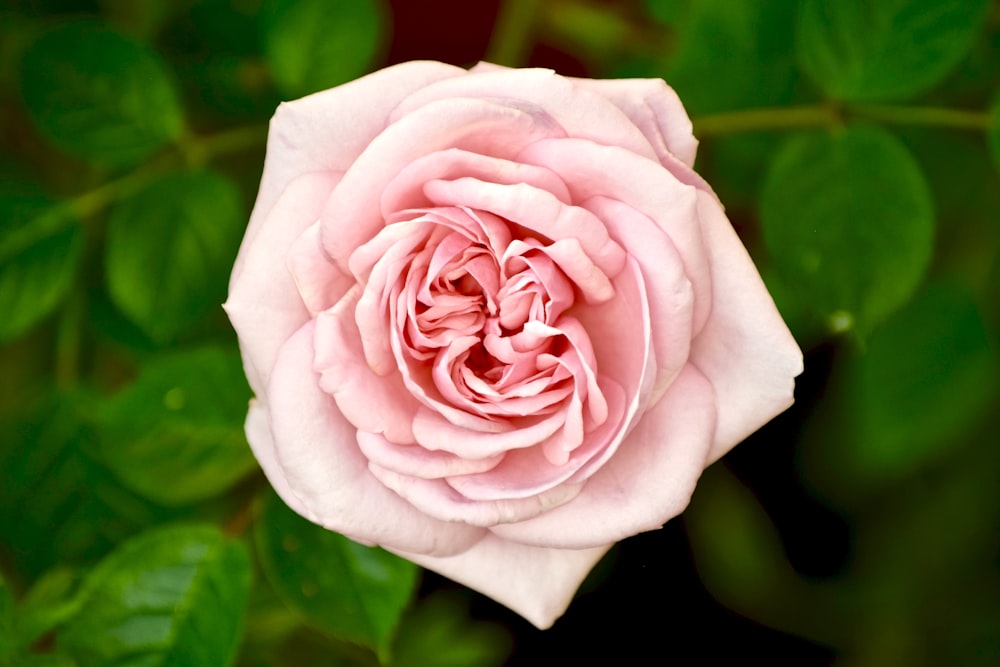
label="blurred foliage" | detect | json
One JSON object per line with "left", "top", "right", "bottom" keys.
{"left": 0, "top": 0, "right": 998, "bottom": 665}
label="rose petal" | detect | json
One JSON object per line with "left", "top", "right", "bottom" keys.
{"left": 391, "top": 67, "right": 660, "bottom": 165}
{"left": 239, "top": 60, "right": 464, "bottom": 267}
{"left": 445, "top": 378, "right": 626, "bottom": 501}
{"left": 225, "top": 172, "right": 341, "bottom": 396}
{"left": 583, "top": 195, "right": 694, "bottom": 402}
{"left": 245, "top": 400, "right": 311, "bottom": 518}
{"left": 569, "top": 76, "right": 700, "bottom": 169}
{"left": 368, "top": 462, "right": 583, "bottom": 527}
{"left": 313, "top": 288, "right": 421, "bottom": 446}
{"left": 356, "top": 430, "right": 504, "bottom": 479}
{"left": 322, "top": 97, "right": 566, "bottom": 272}
{"left": 287, "top": 221, "right": 352, "bottom": 315}
{"left": 391, "top": 535, "right": 609, "bottom": 630}
{"left": 268, "top": 320, "right": 486, "bottom": 555}
{"left": 517, "top": 137, "right": 712, "bottom": 334}
{"left": 490, "top": 363, "right": 716, "bottom": 549}
{"left": 423, "top": 177, "right": 627, "bottom": 279}
{"left": 380, "top": 148, "right": 572, "bottom": 216}
{"left": 688, "top": 190, "right": 803, "bottom": 460}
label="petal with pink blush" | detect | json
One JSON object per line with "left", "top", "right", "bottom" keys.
{"left": 322, "top": 97, "right": 566, "bottom": 272}
{"left": 571, "top": 258, "right": 652, "bottom": 416}
{"left": 570, "top": 76, "right": 699, "bottom": 169}
{"left": 313, "top": 290, "right": 421, "bottom": 446}
{"left": 368, "top": 463, "right": 583, "bottom": 527}
{"left": 356, "top": 430, "right": 504, "bottom": 479}
{"left": 287, "top": 221, "right": 352, "bottom": 316}
{"left": 411, "top": 406, "right": 568, "bottom": 459}
{"left": 267, "top": 321, "right": 486, "bottom": 555}
{"left": 380, "top": 149, "right": 572, "bottom": 216}
{"left": 518, "top": 138, "right": 712, "bottom": 334}
{"left": 491, "top": 363, "right": 716, "bottom": 549}
{"left": 226, "top": 171, "right": 341, "bottom": 397}
{"left": 391, "top": 534, "right": 609, "bottom": 630}
{"left": 391, "top": 67, "right": 660, "bottom": 165}
{"left": 446, "top": 378, "right": 626, "bottom": 501}
{"left": 688, "top": 190, "right": 803, "bottom": 461}
{"left": 423, "top": 177, "right": 627, "bottom": 278}
{"left": 584, "top": 195, "right": 695, "bottom": 401}
{"left": 241, "top": 61, "right": 464, "bottom": 257}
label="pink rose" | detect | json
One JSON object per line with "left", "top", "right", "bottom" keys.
{"left": 225, "top": 61, "right": 802, "bottom": 629}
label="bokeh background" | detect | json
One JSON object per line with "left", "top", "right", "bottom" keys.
{"left": 2, "top": 0, "right": 999, "bottom": 665}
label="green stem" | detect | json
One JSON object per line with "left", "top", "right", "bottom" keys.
{"left": 693, "top": 105, "right": 841, "bottom": 137}
{"left": 485, "top": 0, "right": 541, "bottom": 67}
{"left": 693, "top": 103, "right": 993, "bottom": 137}
{"left": 848, "top": 103, "right": 991, "bottom": 130}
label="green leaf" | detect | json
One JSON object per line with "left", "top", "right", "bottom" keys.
{"left": 104, "top": 169, "right": 243, "bottom": 343}
{"left": 261, "top": 0, "right": 386, "bottom": 97}
{"left": 684, "top": 466, "right": 834, "bottom": 645}
{"left": 18, "top": 21, "right": 183, "bottom": 166}
{"left": 796, "top": 0, "right": 991, "bottom": 101}
{"left": 97, "top": 347, "right": 255, "bottom": 506}
{"left": 0, "top": 195, "right": 83, "bottom": 343}
{"left": 761, "top": 125, "right": 934, "bottom": 333}
{"left": 848, "top": 282, "right": 996, "bottom": 479}
{"left": 58, "top": 524, "right": 251, "bottom": 667}
{"left": 668, "top": 0, "right": 800, "bottom": 114}
{"left": 0, "top": 391, "right": 166, "bottom": 580}
{"left": 392, "top": 594, "right": 511, "bottom": 667}
{"left": 0, "top": 573, "right": 14, "bottom": 665}
{"left": 643, "top": 0, "right": 689, "bottom": 26}
{"left": 989, "top": 93, "right": 1000, "bottom": 172}
{"left": 15, "top": 568, "right": 84, "bottom": 648}
{"left": 255, "top": 489, "right": 418, "bottom": 659}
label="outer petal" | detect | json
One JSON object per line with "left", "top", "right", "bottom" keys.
{"left": 490, "top": 363, "right": 716, "bottom": 549}
{"left": 225, "top": 172, "right": 340, "bottom": 396}
{"left": 391, "top": 67, "right": 660, "bottom": 164}
{"left": 245, "top": 399, "right": 311, "bottom": 518}
{"left": 570, "top": 76, "right": 700, "bottom": 168}
{"left": 267, "top": 321, "right": 486, "bottom": 556}
{"left": 236, "top": 60, "right": 465, "bottom": 267}
{"left": 689, "top": 191, "right": 803, "bottom": 460}
{"left": 391, "top": 536, "right": 610, "bottom": 629}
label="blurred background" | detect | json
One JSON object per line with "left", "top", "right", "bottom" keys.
{"left": 1, "top": 0, "right": 998, "bottom": 665}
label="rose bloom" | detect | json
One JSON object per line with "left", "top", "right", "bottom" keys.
{"left": 225, "top": 61, "right": 802, "bottom": 629}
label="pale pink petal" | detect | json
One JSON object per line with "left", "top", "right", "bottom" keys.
{"left": 411, "top": 406, "right": 567, "bottom": 458}
{"left": 445, "top": 379, "right": 626, "bottom": 501}
{"left": 356, "top": 430, "right": 504, "bottom": 479}
{"left": 570, "top": 76, "right": 700, "bottom": 169}
{"left": 391, "top": 535, "right": 610, "bottom": 629}
{"left": 245, "top": 400, "right": 311, "bottom": 518}
{"left": 380, "top": 148, "right": 571, "bottom": 216}
{"left": 237, "top": 60, "right": 465, "bottom": 264}
{"left": 491, "top": 364, "right": 716, "bottom": 549}
{"left": 423, "top": 177, "right": 627, "bottom": 278}
{"left": 391, "top": 67, "right": 660, "bottom": 164}
{"left": 517, "top": 137, "right": 712, "bottom": 334}
{"left": 287, "top": 221, "right": 352, "bottom": 315}
{"left": 583, "top": 195, "right": 695, "bottom": 402}
{"left": 268, "top": 320, "right": 486, "bottom": 555}
{"left": 321, "top": 97, "right": 566, "bottom": 272}
{"left": 368, "top": 463, "right": 583, "bottom": 527}
{"left": 313, "top": 289, "right": 421, "bottom": 446}
{"left": 225, "top": 172, "right": 340, "bottom": 396}
{"left": 688, "top": 191, "right": 803, "bottom": 460}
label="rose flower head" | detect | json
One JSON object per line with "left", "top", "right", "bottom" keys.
{"left": 225, "top": 61, "right": 803, "bottom": 629}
